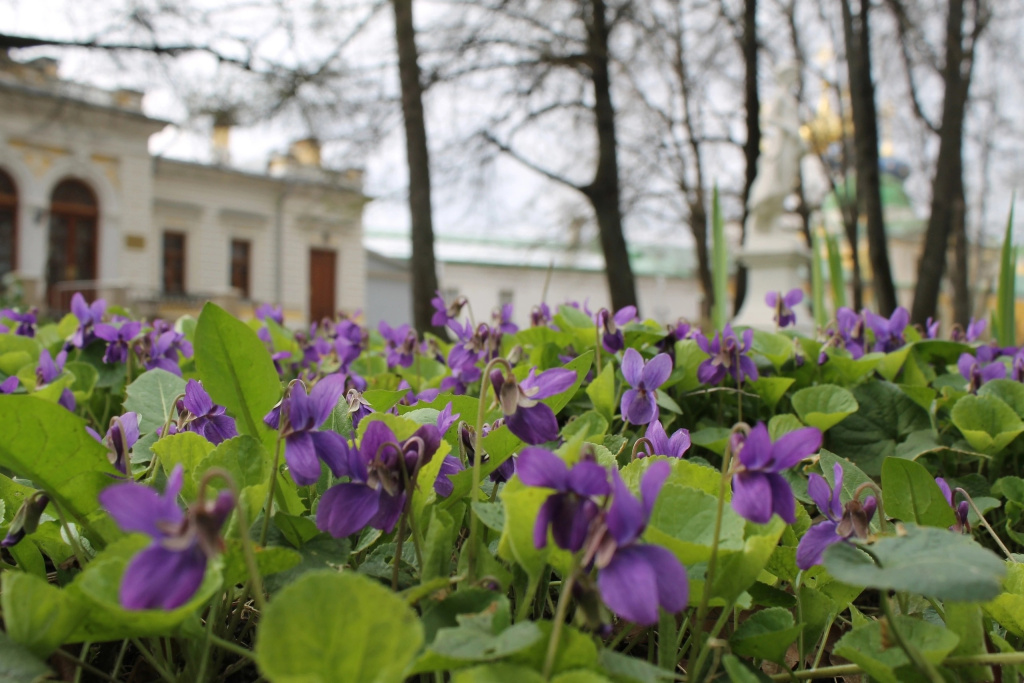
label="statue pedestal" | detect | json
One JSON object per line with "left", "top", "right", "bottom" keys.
{"left": 731, "top": 232, "right": 814, "bottom": 334}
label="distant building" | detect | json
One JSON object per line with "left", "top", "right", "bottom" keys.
{"left": 364, "top": 230, "right": 702, "bottom": 328}
{"left": 0, "top": 54, "right": 366, "bottom": 325}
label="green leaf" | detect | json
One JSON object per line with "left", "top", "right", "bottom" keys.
{"left": 945, "top": 603, "right": 993, "bottom": 682}
{"left": 257, "top": 571, "right": 424, "bottom": 683}
{"left": 951, "top": 394, "right": 1024, "bottom": 455}
{"left": 620, "top": 456, "right": 721, "bottom": 498}
{"left": 721, "top": 654, "right": 772, "bottom": 683}
{"left": 272, "top": 512, "right": 320, "bottom": 549}
{"left": 545, "top": 351, "right": 593, "bottom": 415}
{"left": 0, "top": 396, "right": 118, "bottom": 524}
{"left": 471, "top": 501, "right": 505, "bottom": 532}
{"left": 978, "top": 379, "right": 1024, "bottom": 418}
{"left": 413, "top": 622, "right": 543, "bottom": 672}
{"left": 689, "top": 427, "right": 731, "bottom": 457}
{"left": 767, "top": 414, "right": 804, "bottom": 440}
{"left": 498, "top": 480, "right": 557, "bottom": 586}
{"left": 65, "top": 361, "right": 99, "bottom": 401}
{"left": 982, "top": 561, "right": 1024, "bottom": 637}
{"left": 823, "top": 526, "right": 1006, "bottom": 601}
{"left": 153, "top": 432, "right": 215, "bottom": 502}
{"left": 748, "top": 377, "right": 795, "bottom": 411}
{"left": 791, "top": 384, "right": 858, "bottom": 432}
{"left": 223, "top": 543, "right": 301, "bottom": 586}
{"left": 709, "top": 518, "right": 786, "bottom": 604}
{"left": 262, "top": 537, "right": 352, "bottom": 594}
{"left": 876, "top": 345, "right": 912, "bottom": 382}
{"left": 422, "top": 507, "right": 457, "bottom": 582}
{"left": 196, "top": 435, "right": 271, "bottom": 523}
{"left": 833, "top": 615, "right": 959, "bottom": 683}
{"left": 562, "top": 411, "right": 608, "bottom": 443}
{"left": 821, "top": 351, "right": 883, "bottom": 385}
{"left": 598, "top": 650, "right": 674, "bottom": 682}
{"left": 827, "top": 381, "right": 931, "bottom": 476}
{"left": 645, "top": 482, "right": 745, "bottom": 565}
{"left": 451, "top": 665, "right": 545, "bottom": 683}
{"left": 586, "top": 363, "right": 616, "bottom": 422}
{"left": 749, "top": 330, "right": 793, "bottom": 370}
{"left": 673, "top": 340, "right": 708, "bottom": 392}
{"left": 194, "top": 302, "right": 279, "bottom": 451}
{"left": 1, "top": 572, "right": 85, "bottom": 658}
{"left": 364, "top": 389, "right": 407, "bottom": 413}
{"left": 556, "top": 305, "right": 595, "bottom": 329}
{"left": 507, "top": 621, "right": 598, "bottom": 676}
{"left": 0, "top": 631, "right": 52, "bottom": 683}
{"left": 123, "top": 369, "right": 188, "bottom": 433}
{"left": 881, "top": 458, "right": 956, "bottom": 528}
{"left": 728, "top": 607, "right": 802, "bottom": 664}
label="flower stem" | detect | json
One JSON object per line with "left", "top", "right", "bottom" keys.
{"left": 957, "top": 487, "right": 1018, "bottom": 562}
{"left": 542, "top": 561, "right": 579, "bottom": 680}
{"left": 131, "top": 638, "right": 176, "bottom": 683}
{"left": 52, "top": 499, "right": 88, "bottom": 568}
{"left": 686, "top": 434, "right": 734, "bottom": 676}
{"left": 770, "top": 652, "right": 1024, "bottom": 681}
{"left": 467, "top": 357, "right": 510, "bottom": 583}
{"left": 880, "top": 591, "right": 944, "bottom": 683}
{"left": 259, "top": 434, "right": 285, "bottom": 547}
{"left": 209, "top": 634, "right": 256, "bottom": 660}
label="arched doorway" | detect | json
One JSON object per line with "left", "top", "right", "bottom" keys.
{"left": 47, "top": 179, "right": 99, "bottom": 311}
{"left": 0, "top": 170, "right": 17, "bottom": 283}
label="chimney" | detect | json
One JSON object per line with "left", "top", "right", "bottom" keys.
{"left": 211, "top": 110, "right": 235, "bottom": 166}
{"left": 290, "top": 137, "right": 321, "bottom": 167}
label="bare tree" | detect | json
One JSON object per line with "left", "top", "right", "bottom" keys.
{"left": 439, "top": 0, "right": 639, "bottom": 312}
{"left": 840, "top": 0, "right": 898, "bottom": 315}
{"left": 884, "top": 0, "right": 991, "bottom": 325}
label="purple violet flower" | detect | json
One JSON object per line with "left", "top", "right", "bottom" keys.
{"left": 179, "top": 380, "right": 238, "bottom": 444}
{"left": 796, "top": 463, "right": 876, "bottom": 569}
{"left": 255, "top": 303, "right": 284, "bottom": 325}
{"left": 99, "top": 464, "right": 234, "bottom": 610}
{"left": 1, "top": 492, "right": 49, "bottom": 548}
{"left": 953, "top": 318, "right": 987, "bottom": 343}
{"left": 958, "top": 349, "right": 1006, "bottom": 393}
{"left": 264, "top": 375, "right": 349, "bottom": 486}
{"left": 346, "top": 388, "right": 373, "bottom": 428}
{"left": 518, "top": 447, "right": 610, "bottom": 552}
{"left": 596, "top": 306, "right": 636, "bottom": 354}
{"left": 95, "top": 320, "right": 142, "bottom": 364}
{"left": 831, "top": 308, "right": 866, "bottom": 360}
{"left": 490, "top": 366, "right": 577, "bottom": 444}
{"left": 620, "top": 349, "right": 672, "bottom": 426}
{"left": 864, "top": 307, "right": 909, "bottom": 353}
{"left": 440, "top": 345, "right": 482, "bottom": 395}
{"left": 0, "top": 376, "right": 18, "bottom": 393}
{"left": 2, "top": 307, "right": 37, "bottom": 337}
{"left": 695, "top": 325, "right": 758, "bottom": 385}
{"left": 493, "top": 303, "right": 519, "bottom": 335}
{"left": 89, "top": 412, "right": 140, "bottom": 474}
{"left": 316, "top": 420, "right": 440, "bottom": 538}
{"left": 69, "top": 293, "right": 106, "bottom": 348}
{"left": 379, "top": 321, "right": 418, "bottom": 369}
{"left": 35, "top": 348, "right": 76, "bottom": 411}
{"left": 642, "top": 419, "right": 690, "bottom": 458}
{"left": 431, "top": 291, "right": 467, "bottom": 329}
{"left": 936, "top": 478, "right": 971, "bottom": 533}
{"left": 765, "top": 289, "right": 803, "bottom": 328}
{"left": 586, "top": 463, "right": 688, "bottom": 625}
{"left": 531, "top": 303, "right": 552, "bottom": 327}
{"left": 731, "top": 423, "right": 822, "bottom": 524}
{"left": 923, "top": 317, "right": 940, "bottom": 339}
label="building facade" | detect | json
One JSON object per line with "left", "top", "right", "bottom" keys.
{"left": 0, "top": 55, "right": 366, "bottom": 325}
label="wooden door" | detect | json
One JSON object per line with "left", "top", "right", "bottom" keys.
{"left": 309, "top": 248, "right": 337, "bottom": 323}
{"left": 47, "top": 180, "right": 98, "bottom": 311}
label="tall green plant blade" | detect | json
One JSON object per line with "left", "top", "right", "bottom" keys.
{"left": 711, "top": 185, "right": 728, "bottom": 331}
{"left": 826, "top": 232, "right": 847, "bottom": 310}
{"left": 995, "top": 197, "right": 1016, "bottom": 346}
{"left": 810, "top": 225, "right": 828, "bottom": 327}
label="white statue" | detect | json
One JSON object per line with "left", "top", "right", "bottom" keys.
{"left": 746, "top": 63, "right": 804, "bottom": 236}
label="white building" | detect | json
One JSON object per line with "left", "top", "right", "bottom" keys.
{"left": 0, "top": 55, "right": 366, "bottom": 325}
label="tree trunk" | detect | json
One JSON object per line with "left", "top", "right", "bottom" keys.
{"left": 736, "top": 0, "right": 759, "bottom": 316}
{"left": 951, "top": 184, "right": 971, "bottom": 325}
{"left": 842, "top": 0, "right": 898, "bottom": 316}
{"left": 583, "top": 0, "right": 638, "bottom": 313}
{"left": 910, "top": 0, "right": 968, "bottom": 325}
{"left": 393, "top": 0, "right": 443, "bottom": 335}
{"left": 690, "top": 200, "right": 712, "bottom": 321}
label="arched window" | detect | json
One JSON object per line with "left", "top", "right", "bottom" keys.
{"left": 0, "top": 170, "right": 17, "bottom": 281}
{"left": 47, "top": 179, "right": 99, "bottom": 310}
